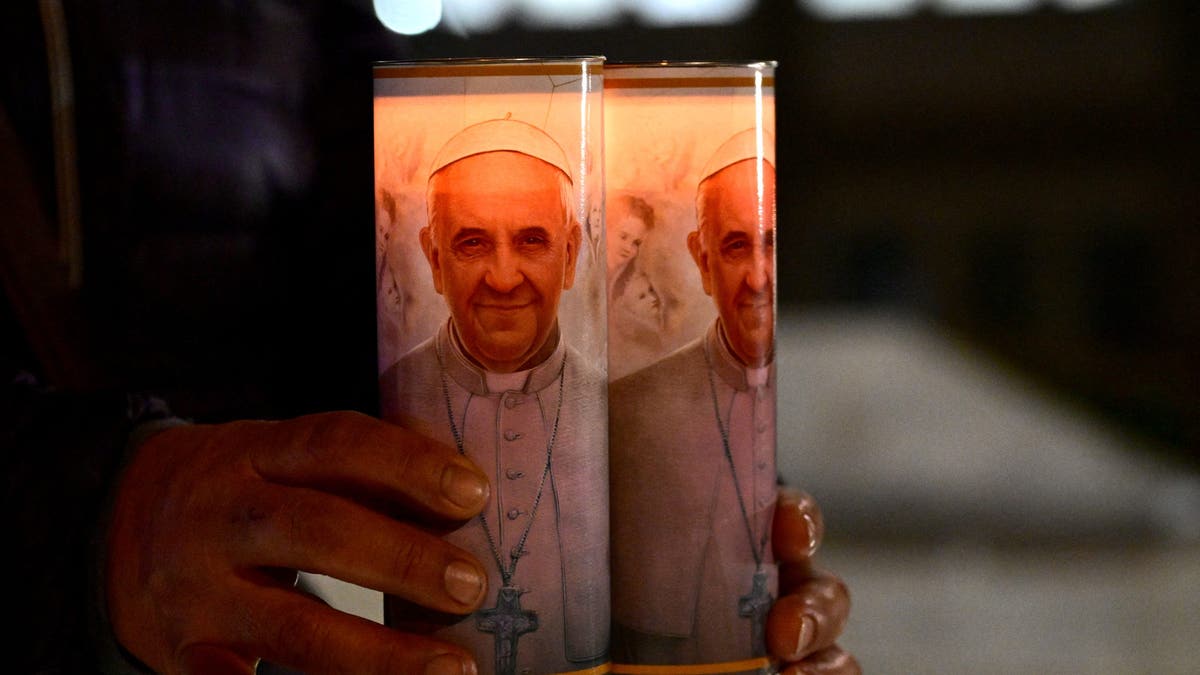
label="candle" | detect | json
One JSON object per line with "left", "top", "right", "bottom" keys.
{"left": 374, "top": 57, "right": 610, "bottom": 675}
{"left": 605, "top": 61, "right": 779, "bottom": 674}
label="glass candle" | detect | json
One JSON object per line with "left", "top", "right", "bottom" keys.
{"left": 605, "top": 61, "right": 779, "bottom": 675}
{"left": 374, "top": 57, "right": 610, "bottom": 675}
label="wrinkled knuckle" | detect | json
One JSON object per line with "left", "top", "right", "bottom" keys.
{"left": 275, "top": 605, "right": 332, "bottom": 667}
{"left": 286, "top": 495, "right": 347, "bottom": 555}
{"left": 378, "top": 640, "right": 414, "bottom": 675}
{"left": 228, "top": 490, "right": 275, "bottom": 528}
{"left": 298, "top": 413, "right": 348, "bottom": 463}
{"left": 389, "top": 536, "right": 430, "bottom": 587}
{"left": 226, "top": 497, "right": 283, "bottom": 558}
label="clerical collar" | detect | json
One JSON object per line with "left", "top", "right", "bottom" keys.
{"left": 706, "top": 320, "right": 774, "bottom": 392}
{"left": 485, "top": 370, "right": 529, "bottom": 394}
{"left": 438, "top": 319, "right": 565, "bottom": 396}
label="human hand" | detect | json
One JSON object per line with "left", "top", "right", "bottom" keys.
{"left": 767, "top": 487, "right": 860, "bottom": 674}
{"left": 105, "top": 411, "right": 491, "bottom": 675}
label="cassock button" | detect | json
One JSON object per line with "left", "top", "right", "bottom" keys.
{"left": 505, "top": 468, "right": 525, "bottom": 480}
{"left": 503, "top": 430, "right": 523, "bottom": 441}
{"left": 507, "top": 508, "right": 525, "bottom": 520}
{"left": 756, "top": 422, "right": 769, "bottom": 434}
{"left": 504, "top": 395, "right": 524, "bottom": 409}
{"left": 757, "top": 461, "right": 768, "bottom": 471}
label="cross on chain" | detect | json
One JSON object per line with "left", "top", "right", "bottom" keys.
{"left": 476, "top": 585, "right": 539, "bottom": 675}
{"left": 738, "top": 568, "right": 772, "bottom": 657}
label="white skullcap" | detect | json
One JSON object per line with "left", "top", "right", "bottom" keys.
{"left": 429, "top": 117, "right": 572, "bottom": 183}
{"left": 700, "top": 128, "right": 776, "bottom": 182}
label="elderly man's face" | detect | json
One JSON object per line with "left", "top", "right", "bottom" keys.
{"left": 422, "top": 151, "right": 580, "bottom": 373}
{"left": 689, "top": 159, "right": 776, "bottom": 367}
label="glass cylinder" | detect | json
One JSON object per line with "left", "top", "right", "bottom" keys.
{"left": 605, "top": 61, "right": 779, "bottom": 674}
{"left": 373, "top": 57, "right": 610, "bottom": 675}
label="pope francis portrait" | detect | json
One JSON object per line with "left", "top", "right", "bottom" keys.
{"left": 379, "top": 118, "right": 609, "bottom": 675}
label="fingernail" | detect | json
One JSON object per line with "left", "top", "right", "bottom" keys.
{"left": 441, "top": 463, "right": 488, "bottom": 510}
{"left": 793, "top": 614, "right": 816, "bottom": 658}
{"left": 424, "top": 653, "right": 469, "bottom": 675}
{"left": 443, "top": 560, "right": 485, "bottom": 606}
{"left": 804, "top": 512, "right": 820, "bottom": 556}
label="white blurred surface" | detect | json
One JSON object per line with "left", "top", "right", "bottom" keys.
{"left": 776, "top": 308, "right": 1200, "bottom": 544}
{"left": 776, "top": 308, "right": 1200, "bottom": 673}
{"left": 820, "top": 539, "right": 1200, "bottom": 674}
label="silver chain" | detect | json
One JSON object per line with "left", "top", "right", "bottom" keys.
{"left": 435, "top": 338, "right": 565, "bottom": 586}
{"left": 704, "top": 346, "right": 768, "bottom": 570}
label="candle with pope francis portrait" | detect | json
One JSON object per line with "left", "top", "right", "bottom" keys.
{"left": 373, "top": 57, "right": 611, "bottom": 675}
{"left": 605, "top": 61, "right": 780, "bottom": 675}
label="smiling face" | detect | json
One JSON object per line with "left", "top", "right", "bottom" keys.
{"left": 421, "top": 151, "right": 580, "bottom": 373}
{"left": 608, "top": 212, "right": 648, "bottom": 272}
{"left": 689, "top": 159, "right": 776, "bottom": 367}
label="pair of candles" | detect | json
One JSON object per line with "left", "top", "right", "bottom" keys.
{"left": 375, "top": 58, "right": 777, "bottom": 675}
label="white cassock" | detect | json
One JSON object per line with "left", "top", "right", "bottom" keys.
{"left": 609, "top": 320, "right": 777, "bottom": 670}
{"left": 380, "top": 319, "right": 610, "bottom": 675}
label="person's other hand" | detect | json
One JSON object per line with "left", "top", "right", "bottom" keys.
{"left": 767, "top": 487, "right": 860, "bottom": 675}
{"left": 106, "top": 411, "right": 490, "bottom": 675}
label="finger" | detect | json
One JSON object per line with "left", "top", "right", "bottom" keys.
{"left": 177, "top": 644, "right": 257, "bottom": 675}
{"left": 778, "top": 645, "right": 862, "bottom": 675}
{"left": 766, "top": 574, "right": 851, "bottom": 661}
{"left": 243, "top": 585, "right": 479, "bottom": 675}
{"left": 247, "top": 411, "right": 490, "bottom": 521}
{"left": 779, "top": 560, "right": 844, "bottom": 595}
{"left": 229, "top": 483, "right": 487, "bottom": 614}
{"left": 772, "top": 486, "right": 824, "bottom": 563}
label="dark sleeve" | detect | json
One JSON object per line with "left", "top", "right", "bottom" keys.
{"left": 3, "top": 373, "right": 183, "bottom": 674}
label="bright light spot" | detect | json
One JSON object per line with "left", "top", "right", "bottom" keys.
{"left": 443, "top": 0, "right": 513, "bottom": 33}
{"left": 1051, "top": 0, "right": 1121, "bottom": 10}
{"left": 519, "top": 0, "right": 620, "bottom": 28}
{"left": 633, "top": 0, "right": 757, "bottom": 26}
{"left": 800, "top": 0, "right": 923, "bottom": 20}
{"left": 374, "top": 0, "right": 442, "bottom": 34}
{"left": 932, "top": 0, "right": 1040, "bottom": 14}
{"left": 800, "top": 0, "right": 1121, "bottom": 20}
{"left": 389, "top": 0, "right": 1127, "bottom": 33}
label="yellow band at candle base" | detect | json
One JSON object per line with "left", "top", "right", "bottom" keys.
{"left": 610, "top": 656, "right": 774, "bottom": 674}
{"left": 552, "top": 662, "right": 613, "bottom": 675}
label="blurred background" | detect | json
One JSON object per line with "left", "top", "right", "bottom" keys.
{"left": 3, "top": 1, "right": 1197, "bottom": 672}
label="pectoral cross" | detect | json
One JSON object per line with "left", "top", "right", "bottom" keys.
{"left": 476, "top": 585, "right": 538, "bottom": 675}
{"left": 738, "top": 569, "right": 772, "bottom": 657}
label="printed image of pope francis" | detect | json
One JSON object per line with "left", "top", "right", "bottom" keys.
{"left": 609, "top": 129, "right": 778, "bottom": 670}
{"left": 379, "top": 118, "right": 609, "bottom": 675}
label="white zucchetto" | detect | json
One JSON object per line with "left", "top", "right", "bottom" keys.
{"left": 429, "top": 117, "right": 572, "bottom": 183}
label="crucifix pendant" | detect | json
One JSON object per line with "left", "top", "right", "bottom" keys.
{"left": 476, "top": 585, "right": 539, "bottom": 675}
{"left": 738, "top": 569, "right": 772, "bottom": 657}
